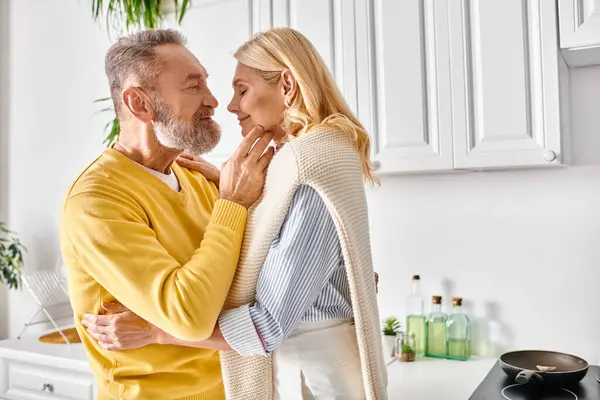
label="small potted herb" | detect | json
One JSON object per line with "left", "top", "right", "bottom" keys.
{"left": 398, "top": 343, "right": 416, "bottom": 362}
{"left": 381, "top": 316, "right": 401, "bottom": 358}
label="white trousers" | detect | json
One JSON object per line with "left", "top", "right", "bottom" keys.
{"left": 273, "top": 319, "right": 366, "bottom": 400}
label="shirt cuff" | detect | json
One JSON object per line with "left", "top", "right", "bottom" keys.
{"left": 219, "top": 305, "right": 267, "bottom": 357}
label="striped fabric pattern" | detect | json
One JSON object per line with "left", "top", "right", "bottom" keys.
{"left": 219, "top": 185, "right": 353, "bottom": 355}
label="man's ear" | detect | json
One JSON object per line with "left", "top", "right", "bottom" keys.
{"left": 121, "top": 87, "right": 154, "bottom": 124}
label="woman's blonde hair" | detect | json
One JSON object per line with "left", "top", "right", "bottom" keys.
{"left": 234, "top": 27, "right": 379, "bottom": 185}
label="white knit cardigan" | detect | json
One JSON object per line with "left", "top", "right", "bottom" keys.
{"left": 220, "top": 126, "right": 388, "bottom": 400}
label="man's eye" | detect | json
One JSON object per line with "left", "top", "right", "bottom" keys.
{"left": 240, "top": 90, "right": 247, "bottom": 96}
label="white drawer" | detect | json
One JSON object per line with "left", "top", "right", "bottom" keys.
{"left": 1, "top": 359, "right": 95, "bottom": 400}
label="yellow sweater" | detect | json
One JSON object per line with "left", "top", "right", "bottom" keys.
{"left": 59, "top": 148, "right": 247, "bottom": 400}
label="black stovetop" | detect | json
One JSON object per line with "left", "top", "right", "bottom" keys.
{"left": 469, "top": 362, "right": 600, "bottom": 400}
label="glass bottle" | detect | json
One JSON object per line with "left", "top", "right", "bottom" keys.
{"left": 425, "top": 295, "right": 447, "bottom": 358}
{"left": 446, "top": 297, "right": 471, "bottom": 361}
{"left": 395, "top": 331, "right": 416, "bottom": 362}
{"left": 405, "top": 275, "right": 426, "bottom": 356}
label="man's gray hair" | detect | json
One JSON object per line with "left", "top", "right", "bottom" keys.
{"left": 105, "top": 29, "right": 187, "bottom": 116}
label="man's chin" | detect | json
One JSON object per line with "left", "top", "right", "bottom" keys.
{"left": 194, "top": 138, "right": 219, "bottom": 156}
{"left": 187, "top": 126, "right": 221, "bottom": 156}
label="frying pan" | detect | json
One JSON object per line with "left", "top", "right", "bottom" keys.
{"left": 499, "top": 350, "right": 589, "bottom": 387}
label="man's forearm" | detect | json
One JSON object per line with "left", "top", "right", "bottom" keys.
{"left": 64, "top": 193, "right": 248, "bottom": 342}
{"left": 157, "top": 324, "right": 232, "bottom": 351}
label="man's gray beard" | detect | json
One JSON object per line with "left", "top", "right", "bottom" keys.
{"left": 153, "top": 99, "right": 221, "bottom": 155}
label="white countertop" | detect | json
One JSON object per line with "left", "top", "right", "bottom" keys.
{"left": 386, "top": 356, "right": 497, "bottom": 399}
{"left": 0, "top": 338, "right": 497, "bottom": 398}
{"left": 0, "top": 337, "right": 91, "bottom": 371}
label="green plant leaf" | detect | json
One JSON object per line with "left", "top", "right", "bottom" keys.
{"left": 91, "top": 0, "right": 181, "bottom": 34}
{"left": 93, "top": 97, "right": 112, "bottom": 104}
{"left": 173, "top": 0, "right": 179, "bottom": 20}
{"left": 381, "top": 316, "right": 402, "bottom": 335}
{"left": 102, "top": 116, "right": 121, "bottom": 147}
{"left": 0, "top": 222, "right": 25, "bottom": 290}
{"left": 179, "top": 0, "right": 190, "bottom": 24}
{"left": 92, "top": 0, "right": 101, "bottom": 20}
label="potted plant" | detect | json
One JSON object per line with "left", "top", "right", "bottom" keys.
{"left": 381, "top": 316, "right": 401, "bottom": 358}
{"left": 91, "top": 0, "right": 191, "bottom": 33}
{"left": 0, "top": 222, "right": 26, "bottom": 290}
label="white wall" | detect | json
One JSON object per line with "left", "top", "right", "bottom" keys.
{"left": 0, "top": 0, "right": 10, "bottom": 341}
{"left": 5, "top": 0, "right": 109, "bottom": 338}
{"left": 369, "top": 66, "right": 600, "bottom": 363}
{"left": 3, "top": 0, "right": 599, "bottom": 366}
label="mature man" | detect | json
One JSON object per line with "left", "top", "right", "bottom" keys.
{"left": 59, "top": 29, "right": 273, "bottom": 399}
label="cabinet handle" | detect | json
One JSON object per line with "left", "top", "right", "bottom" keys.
{"left": 41, "top": 382, "right": 54, "bottom": 393}
{"left": 543, "top": 150, "right": 557, "bottom": 162}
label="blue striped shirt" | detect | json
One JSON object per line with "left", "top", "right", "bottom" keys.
{"left": 218, "top": 185, "right": 353, "bottom": 356}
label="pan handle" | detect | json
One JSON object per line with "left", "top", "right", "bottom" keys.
{"left": 515, "top": 370, "right": 543, "bottom": 384}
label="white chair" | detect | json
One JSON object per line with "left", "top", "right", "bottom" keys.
{"left": 17, "top": 269, "right": 72, "bottom": 344}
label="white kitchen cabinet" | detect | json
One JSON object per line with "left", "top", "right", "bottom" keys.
{"left": 0, "top": 338, "right": 96, "bottom": 400}
{"left": 272, "top": 0, "right": 457, "bottom": 174}
{"left": 558, "top": 0, "right": 600, "bottom": 67}
{"left": 447, "top": 0, "right": 568, "bottom": 169}
{"left": 356, "top": 0, "right": 455, "bottom": 174}
{"left": 353, "top": 0, "right": 569, "bottom": 174}
{"left": 345, "top": 0, "right": 571, "bottom": 174}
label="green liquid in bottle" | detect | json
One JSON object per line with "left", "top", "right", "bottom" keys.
{"left": 425, "top": 296, "right": 448, "bottom": 359}
{"left": 425, "top": 320, "right": 447, "bottom": 358}
{"left": 406, "top": 315, "right": 426, "bottom": 356}
{"left": 405, "top": 275, "right": 426, "bottom": 356}
{"left": 446, "top": 298, "right": 471, "bottom": 361}
{"left": 447, "top": 338, "right": 470, "bottom": 361}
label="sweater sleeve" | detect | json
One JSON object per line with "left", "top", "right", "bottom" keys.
{"left": 62, "top": 191, "right": 247, "bottom": 342}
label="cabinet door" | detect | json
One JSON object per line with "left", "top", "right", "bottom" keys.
{"left": 165, "top": 0, "right": 256, "bottom": 165}
{"left": 272, "top": 0, "right": 455, "bottom": 175}
{"left": 271, "top": 0, "right": 358, "bottom": 113}
{"left": 559, "top": 0, "right": 600, "bottom": 48}
{"left": 448, "top": 0, "right": 567, "bottom": 169}
{"left": 354, "top": 0, "right": 454, "bottom": 174}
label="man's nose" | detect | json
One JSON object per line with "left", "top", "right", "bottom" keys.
{"left": 203, "top": 89, "right": 218, "bottom": 109}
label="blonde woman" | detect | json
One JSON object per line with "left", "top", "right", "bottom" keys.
{"left": 84, "top": 27, "right": 387, "bottom": 399}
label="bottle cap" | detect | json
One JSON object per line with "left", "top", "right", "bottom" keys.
{"left": 432, "top": 295, "right": 442, "bottom": 304}
{"left": 453, "top": 297, "right": 463, "bottom": 306}
{"left": 412, "top": 275, "right": 420, "bottom": 280}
